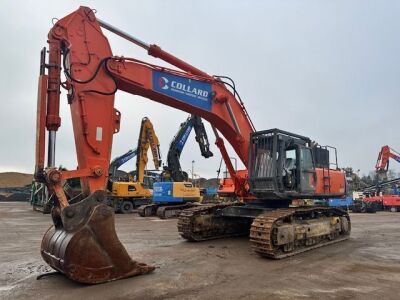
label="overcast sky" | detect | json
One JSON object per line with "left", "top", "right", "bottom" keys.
{"left": 0, "top": 0, "right": 399, "bottom": 178}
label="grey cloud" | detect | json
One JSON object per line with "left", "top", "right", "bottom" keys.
{"left": 0, "top": 0, "right": 399, "bottom": 178}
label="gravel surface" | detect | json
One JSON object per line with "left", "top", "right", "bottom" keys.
{"left": 1, "top": 202, "right": 400, "bottom": 299}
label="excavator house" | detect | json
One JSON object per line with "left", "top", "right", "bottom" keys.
{"left": 35, "top": 6, "right": 351, "bottom": 284}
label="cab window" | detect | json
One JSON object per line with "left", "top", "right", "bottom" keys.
{"left": 300, "top": 148, "right": 314, "bottom": 170}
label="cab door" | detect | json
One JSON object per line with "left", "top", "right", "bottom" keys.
{"left": 298, "top": 147, "right": 316, "bottom": 193}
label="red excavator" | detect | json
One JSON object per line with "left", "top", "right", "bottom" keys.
{"left": 35, "top": 7, "right": 350, "bottom": 284}
{"left": 375, "top": 145, "right": 400, "bottom": 180}
{"left": 217, "top": 166, "right": 248, "bottom": 201}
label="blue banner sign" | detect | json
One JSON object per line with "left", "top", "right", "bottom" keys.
{"left": 152, "top": 70, "right": 212, "bottom": 111}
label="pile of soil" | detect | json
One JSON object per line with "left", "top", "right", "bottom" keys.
{"left": 0, "top": 172, "right": 33, "bottom": 188}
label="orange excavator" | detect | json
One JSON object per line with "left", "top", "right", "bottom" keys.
{"left": 217, "top": 160, "right": 248, "bottom": 201}
{"left": 375, "top": 145, "right": 400, "bottom": 180}
{"left": 35, "top": 7, "right": 350, "bottom": 284}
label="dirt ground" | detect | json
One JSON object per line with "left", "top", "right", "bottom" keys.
{"left": 1, "top": 202, "right": 400, "bottom": 300}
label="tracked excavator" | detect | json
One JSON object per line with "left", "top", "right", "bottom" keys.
{"left": 35, "top": 7, "right": 350, "bottom": 284}
{"left": 161, "top": 114, "right": 213, "bottom": 182}
{"left": 107, "top": 117, "right": 161, "bottom": 213}
{"left": 138, "top": 114, "right": 213, "bottom": 218}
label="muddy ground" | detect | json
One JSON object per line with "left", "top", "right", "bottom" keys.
{"left": 1, "top": 202, "right": 400, "bottom": 299}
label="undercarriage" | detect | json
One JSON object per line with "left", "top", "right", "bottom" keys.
{"left": 178, "top": 203, "right": 351, "bottom": 259}
{"left": 138, "top": 202, "right": 200, "bottom": 219}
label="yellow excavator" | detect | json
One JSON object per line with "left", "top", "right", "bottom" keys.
{"left": 108, "top": 117, "right": 162, "bottom": 213}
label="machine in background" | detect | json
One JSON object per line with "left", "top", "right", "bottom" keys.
{"left": 108, "top": 148, "right": 138, "bottom": 181}
{"left": 313, "top": 197, "right": 353, "bottom": 210}
{"left": 31, "top": 147, "right": 141, "bottom": 214}
{"left": 139, "top": 115, "right": 213, "bottom": 218}
{"left": 358, "top": 177, "right": 400, "bottom": 212}
{"left": 216, "top": 156, "right": 248, "bottom": 201}
{"left": 352, "top": 145, "right": 400, "bottom": 213}
{"left": 375, "top": 145, "right": 400, "bottom": 181}
{"left": 108, "top": 117, "right": 162, "bottom": 214}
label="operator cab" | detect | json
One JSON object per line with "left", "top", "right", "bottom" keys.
{"left": 249, "top": 128, "right": 330, "bottom": 199}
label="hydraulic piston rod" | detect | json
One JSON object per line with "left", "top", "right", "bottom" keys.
{"left": 47, "top": 131, "right": 56, "bottom": 167}
{"left": 97, "top": 18, "right": 209, "bottom": 77}
{"left": 97, "top": 18, "right": 150, "bottom": 50}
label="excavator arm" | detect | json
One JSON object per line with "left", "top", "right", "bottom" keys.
{"left": 192, "top": 115, "right": 213, "bottom": 159}
{"left": 135, "top": 117, "right": 162, "bottom": 183}
{"left": 109, "top": 148, "right": 137, "bottom": 177}
{"left": 163, "top": 114, "right": 213, "bottom": 182}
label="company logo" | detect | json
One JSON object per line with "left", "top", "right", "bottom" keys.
{"left": 158, "top": 77, "right": 169, "bottom": 90}
{"left": 158, "top": 76, "right": 209, "bottom": 98}
{"left": 170, "top": 81, "right": 209, "bottom": 98}
{"left": 153, "top": 70, "right": 212, "bottom": 111}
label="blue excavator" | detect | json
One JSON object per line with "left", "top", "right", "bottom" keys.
{"left": 138, "top": 114, "right": 213, "bottom": 218}
{"left": 109, "top": 148, "right": 159, "bottom": 190}
{"left": 161, "top": 114, "right": 213, "bottom": 182}
{"left": 109, "top": 148, "right": 138, "bottom": 180}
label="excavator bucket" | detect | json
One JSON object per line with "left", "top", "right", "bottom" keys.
{"left": 41, "top": 190, "right": 155, "bottom": 284}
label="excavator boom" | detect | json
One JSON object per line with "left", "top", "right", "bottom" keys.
{"left": 135, "top": 117, "right": 161, "bottom": 183}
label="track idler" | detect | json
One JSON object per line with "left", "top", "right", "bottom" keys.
{"left": 41, "top": 190, "right": 155, "bottom": 284}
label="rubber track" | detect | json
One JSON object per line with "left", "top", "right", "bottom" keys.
{"left": 249, "top": 207, "right": 351, "bottom": 259}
